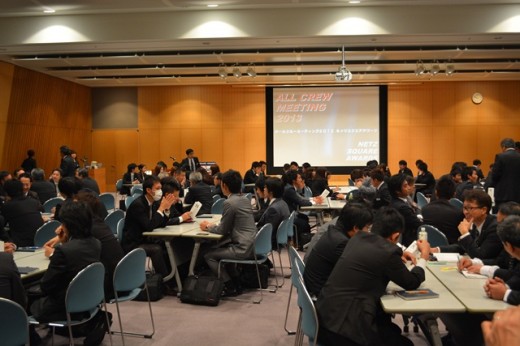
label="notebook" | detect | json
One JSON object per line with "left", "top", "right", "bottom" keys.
{"left": 189, "top": 201, "right": 202, "bottom": 218}
{"left": 460, "top": 270, "right": 487, "bottom": 279}
{"left": 395, "top": 289, "right": 439, "bottom": 300}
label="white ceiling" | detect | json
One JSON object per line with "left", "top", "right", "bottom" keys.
{"left": 0, "top": 1, "right": 519, "bottom": 87}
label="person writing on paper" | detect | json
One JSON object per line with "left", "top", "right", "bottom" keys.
{"left": 316, "top": 207, "right": 430, "bottom": 346}
{"left": 431, "top": 189, "right": 502, "bottom": 262}
{"left": 199, "top": 170, "right": 257, "bottom": 297}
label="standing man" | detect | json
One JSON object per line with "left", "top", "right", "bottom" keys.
{"left": 492, "top": 138, "right": 520, "bottom": 209}
{"left": 181, "top": 148, "right": 201, "bottom": 177}
{"left": 59, "top": 145, "right": 76, "bottom": 178}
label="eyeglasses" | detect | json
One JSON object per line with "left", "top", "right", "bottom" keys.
{"left": 463, "top": 206, "right": 482, "bottom": 212}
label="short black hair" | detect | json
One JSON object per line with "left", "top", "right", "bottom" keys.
{"left": 127, "top": 163, "right": 137, "bottom": 173}
{"left": 435, "top": 175, "right": 456, "bottom": 200}
{"left": 450, "top": 167, "right": 462, "bottom": 178}
{"left": 302, "top": 162, "right": 311, "bottom": 169}
{"left": 350, "top": 168, "right": 363, "bottom": 181}
{"left": 186, "top": 148, "right": 194, "bottom": 155}
{"left": 255, "top": 178, "right": 266, "bottom": 190}
{"left": 370, "top": 169, "right": 384, "bottom": 182}
{"left": 388, "top": 174, "right": 407, "bottom": 199}
{"left": 221, "top": 170, "right": 242, "bottom": 193}
{"left": 76, "top": 190, "right": 105, "bottom": 219}
{"left": 473, "top": 159, "right": 482, "bottom": 166}
{"left": 4, "top": 179, "right": 23, "bottom": 198}
{"left": 462, "top": 166, "right": 477, "bottom": 181}
{"left": 417, "top": 161, "right": 428, "bottom": 172}
{"left": 138, "top": 163, "right": 145, "bottom": 170}
{"left": 19, "top": 172, "right": 32, "bottom": 181}
{"left": 336, "top": 203, "right": 373, "bottom": 233}
{"left": 59, "top": 145, "right": 70, "bottom": 155}
{"left": 161, "top": 176, "right": 181, "bottom": 194}
{"left": 143, "top": 175, "right": 160, "bottom": 192}
{"left": 78, "top": 168, "right": 89, "bottom": 178}
{"left": 497, "top": 215, "right": 520, "bottom": 248}
{"left": 500, "top": 138, "right": 515, "bottom": 149}
{"left": 60, "top": 201, "right": 93, "bottom": 239}
{"left": 464, "top": 189, "right": 492, "bottom": 214}
{"left": 498, "top": 202, "right": 520, "bottom": 217}
{"left": 399, "top": 160, "right": 407, "bottom": 166}
{"left": 27, "top": 149, "right": 35, "bottom": 157}
{"left": 371, "top": 207, "right": 404, "bottom": 238}
{"left": 285, "top": 170, "right": 300, "bottom": 185}
{"left": 290, "top": 161, "right": 299, "bottom": 167}
{"left": 265, "top": 177, "right": 284, "bottom": 198}
{"left": 251, "top": 161, "right": 261, "bottom": 169}
{"left": 58, "top": 177, "right": 81, "bottom": 198}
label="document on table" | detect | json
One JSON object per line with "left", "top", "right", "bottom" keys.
{"left": 434, "top": 253, "right": 459, "bottom": 262}
{"left": 460, "top": 270, "right": 488, "bottom": 279}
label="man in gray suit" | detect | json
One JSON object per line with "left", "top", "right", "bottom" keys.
{"left": 200, "top": 169, "right": 257, "bottom": 296}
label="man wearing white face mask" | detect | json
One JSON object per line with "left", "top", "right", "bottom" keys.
{"left": 122, "top": 175, "right": 175, "bottom": 278}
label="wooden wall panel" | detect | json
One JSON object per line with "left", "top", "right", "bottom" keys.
{"left": 1, "top": 66, "right": 91, "bottom": 177}
{"left": 0, "top": 62, "right": 15, "bottom": 166}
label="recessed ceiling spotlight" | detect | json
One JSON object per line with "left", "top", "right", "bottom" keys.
{"left": 431, "top": 64, "right": 440, "bottom": 75}
{"left": 218, "top": 66, "right": 227, "bottom": 79}
{"left": 43, "top": 8, "right": 55, "bottom": 13}
{"left": 207, "top": 4, "right": 219, "bottom": 8}
{"left": 233, "top": 66, "right": 242, "bottom": 79}
{"left": 349, "top": 1, "right": 361, "bottom": 3}
{"left": 246, "top": 65, "right": 257, "bottom": 78}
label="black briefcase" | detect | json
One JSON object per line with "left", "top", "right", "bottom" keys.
{"left": 134, "top": 273, "right": 164, "bottom": 302}
{"left": 180, "top": 275, "right": 223, "bottom": 307}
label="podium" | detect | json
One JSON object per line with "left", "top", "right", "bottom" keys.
{"left": 88, "top": 167, "right": 106, "bottom": 193}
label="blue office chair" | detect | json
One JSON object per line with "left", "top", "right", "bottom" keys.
{"left": 212, "top": 194, "right": 221, "bottom": 204}
{"left": 0, "top": 297, "right": 29, "bottom": 346}
{"left": 130, "top": 186, "right": 143, "bottom": 196}
{"left": 104, "top": 210, "right": 125, "bottom": 237}
{"left": 125, "top": 194, "right": 139, "bottom": 210}
{"left": 211, "top": 198, "right": 225, "bottom": 214}
{"left": 416, "top": 192, "right": 429, "bottom": 210}
{"left": 288, "top": 211, "right": 299, "bottom": 249}
{"left": 30, "top": 262, "right": 113, "bottom": 346}
{"left": 418, "top": 224, "right": 449, "bottom": 247}
{"left": 296, "top": 273, "right": 320, "bottom": 346}
{"left": 115, "top": 179, "right": 123, "bottom": 194}
{"left": 34, "top": 220, "right": 61, "bottom": 247}
{"left": 116, "top": 218, "right": 125, "bottom": 243}
{"left": 99, "top": 193, "right": 116, "bottom": 211}
{"left": 43, "top": 196, "right": 64, "bottom": 213}
{"left": 449, "top": 198, "right": 463, "bottom": 210}
{"left": 275, "top": 218, "right": 292, "bottom": 288}
{"left": 218, "top": 223, "right": 277, "bottom": 304}
{"left": 284, "top": 246, "right": 304, "bottom": 335}
{"left": 110, "top": 248, "right": 155, "bottom": 345}
{"left": 244, "top": 193, "right": 253, "bottom": 201}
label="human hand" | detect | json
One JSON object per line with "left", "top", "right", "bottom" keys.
{"left": 401, "top": 251, "right": 417, "bottom": 265}
{"left": 336, "top": 193, "right": 345, "bottom": 200}
{"left": 485, "top": 277, "right": 507, "bottom": 300}
{"left": 467, "top": 264, "right": 483, "bottom": 274}
{"left": 199, "top": 221, "right": 211, "bottom": 231}
{"left": 314, "top": 196, "right": 324, "bottom": 204}
{"left": 416, "top": 239, "right": 431, "bottom": 259}
{"left": 482, "top": 307, "right": 520, "bottom": 346}
{"left": 159, "top": 193, "right": 176, "bottom": 211}
{"left": 4, "top": 242, "right": 15, "bottom": 254}
{"left": 458, "top": 218, "right": 472, "bottom": 235}
{"left": 181, "top": 212, "right": 191, "bottom": 222}
{"left": 55, "top": 226, "right": 68, "bottom": 243}
{"left": 457, "top": 257, "right": 473, "bottom": 271}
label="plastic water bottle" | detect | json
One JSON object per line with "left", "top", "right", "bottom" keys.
{"left": 418, "top": 227, "right": 428, "bottom": 241}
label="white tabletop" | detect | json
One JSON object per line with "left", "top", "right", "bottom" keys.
{"left": 14, "top": 249, "right": 49, "bottom": 279}
{"left": 327, "top": 197, "right": 348, "bottom": 210}
{"left": 381, "top": 264, "right": 465, "bottom": 314}
{"left": 143, "top": 214, "right": 222, "bottom": 237}
{"left": 427, "top": 262, "right": 512, "bottom": 313}
{"left": 300, "top": 199, "right": 330, "bottom": 210}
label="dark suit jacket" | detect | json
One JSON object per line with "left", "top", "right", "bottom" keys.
{"left": 1, "top": 196, "right": 44, "bottom": 247}
{"left": 373, "top": 182, "right": 392, "bottom": 209}
{"left": 440, "top": 214, "right": 501, "bottom": 261}
{"left": 81, "top": 177, "right": 100, "bottom": 195}
{"left": 283, "top": 184, "right": 312, "bottom": 212}
{"left": 180, "top": 157, "right": 201, "bottom": 173}
{"left": 455, "top": 181, "right": 481, "bottom": 201}
{"left": 304, "top": 224, "right": 350, "bottom": 297}
{"left": 316, "top": 232, "right": 425, "bottom": 345}
{"left": 256, "top": 198, "right": 290, "bottom": 244}
{"left": 310, "top": 178, "right": 331, "bottom": 197}
{"left": 184, "top": 182, "right": 214, "bottom": 216}
{"left": 166, "top": 201, "right": 185, "bottom": 225}
{"left": 416, "top": 171, "right": 436, "bottom": 196}
{"left": 0, "top": 252, "right": 26, "bottom": 308}
{"left": 21, "top": 157, "right": 37, "bottom": 173}
{"left": 60, "top": 155, "right": 77, "bottom": 178}
{"left": 422, "top": 199, "right": 464, "bottom": 244}
{"left": 399, "top": 167, "right": 414, "bottom": 177}
{"left": 31, "top": 237, "right": 101, "bottom": 322}
{"left": 492, "top": 149, "right": 520, "bottom": 203}
{"left": 243, "top": 169, "right": 258, "bottom": 185}
{"left": 390, "top": 197, "right": 422, "bottom": 247}
{"left": 121, "top": 194, "right": 169, "bottom": 252}
{"left": 121, "top": 172, "right": 138, "bottom": 195}
{"left": 32, "top": 180, "right": 57, "bottom": 204}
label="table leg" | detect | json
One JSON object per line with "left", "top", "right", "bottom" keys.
{"left": 188, "top": 241, "right": 201, "bottom": 276}
{"left": 164, "top": 241, "right": 183, "bottom": 292}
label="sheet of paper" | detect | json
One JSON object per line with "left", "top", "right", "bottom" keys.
{"left": 434, "top": 253, "right": 459, "bottom": 262}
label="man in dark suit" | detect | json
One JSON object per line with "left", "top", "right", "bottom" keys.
{"left": 1, "top": 179, "right": 44, "bottom": 247}
{"left": 199, "top": 170, "right": 257, "bottom": 296}
{"left": 77, "top": 168, "right": 100, "bottom": 194}
{"left": 422, "top": 175, "right": 464, "bottom": 244}
{"left": 455, "top": 166, "right": 482, "bottom": 201}
{"left": 0, "top": 250, "right": 26, "bottom": 309}
{"left": 316, "top": 207, "right": 430, "bottom": 346}
{"left": 388, "top": 174, "right": 423, "bottom": 247}
{"left": 492, "top": 138, "right": 520, "bottom": 208}
{"left": 398, "top": 159, "right": 413, "bottom": 177}
{"left": 243, "top": 161, "right": 261, "bottom": 192}
{"left": 121, "top": 175, "right": 176, "bottom": 278}
{"left": 180, "top": 148, "right": 201, "bottom": 177}
{"left": 59, "top": 145, "right": 77, "bottom": 178}
{"left": 256, "top": 177, "right": 291, "bottom": 247}
{"left": 161, "top": 178, "right": 191, "bottom": 225}
{"left": 371, "top": 169, "right": 391, "bottom": 209}
{"left": 304, "top": 202, "right": 373, "bottom": 297}
{"left": 19, "top": 173, "right": 41, "bottom": 205}
{"left": 184, "top": 171, "right": 213, "bottom": 215}
{"left": 432, "top": 189, "right": 502, "bottom": 262}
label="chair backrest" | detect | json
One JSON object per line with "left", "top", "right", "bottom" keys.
{"left": 212, "top": 194, "right": 221, "bottom": 204}
{"left": 99, "top": 193, "right": 115, "bottom": 211}
{"left": 113, "top": 248, "right": 147, "bottom": 292}
{"left": 211, "top": 198, "right": 225, "bottom": 214}
{"left": 418, "top": 224, "right": 449, "bottom": 247}
{"left": 255, "top": 223, "right": 273, "bottom": 256}
{"left": 244, "top": 193, "right": 252, "bottom": 201}
{"left": 116, "top": 218, "right": 125, "bottom": 243}
{"left": 43, "top": 196, "right": 64, "bottom": 213}
{"left": 115, "top": 179, "right": 123, "bottom": 193}
{"left": 276, "top": 219, "right": 290, "bottom": 247}
{"left": 104, "top": 210, "right": 125, "bottom": 236}
{"left": 130, "top": 186, "right": 143, "bottom": 196}
{"left": 125, "top": 194, "right": 138, "bottom": 210}
{"left": 287, "top": 211, "right": 297, "bottom": 237}
{"left": 449, "top": 198, "right": 463, "bottom": 210}
{"left": 65, "top": 262, "right": 105, "bottom": 314}
{"left": 0, "top": 297, "right": 29, "bottom": 346}
{"left": 416, "top": 192, "right": 429, "bottom": 209}
{"left": 289, "top": 246, "right": 304, "bottom": 287}
{"left": 34, "top": 220, "right": 62, "bottom": 247}
{"left": 297, "top": 276, "right": 319, "bottom": 346}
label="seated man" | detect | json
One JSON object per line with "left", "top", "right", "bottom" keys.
{"left": 422, "top": 175, "right": 464, "bottom": 244}
{"left": 243, "top": 161, "right": 261, "bottom": 191}
{"left": 431, "top": 189, "right": 502, "bottom": 262}
{"left": 199, "top": 170, "right": 257, "bottom": 296}
{"left": 371, "top": 168, "right": 391, "bottom": 210}
{"left": 77, "top": 168, "right": 100, "bottom": 195}
{"left": 121, "top": 163, "right": 140, "bottom": 195}
{"left": 0, "top": 247, "right": 26, "bottom": 308}
{"left": 253, "top": 178, "right": 268, "bottom": 222}
{"left": 121, "top": 175, "right": 175, "bottom": 279}
{"left": 455, "top": 166, "right": 482, "bottom": 201}
{"left": 304, "top": 202, "right": 373, "bottom": 297}
{"left": 316, "top": 207, "right": 430, "bottom": 346}
{"left": 30, "top": 168, "right": 56, "bottom": 204}
{"left": 184, "top": 171, "right": 213, "bottom": 216}
{"left": 388, "top": 174, "right": 422, "bottom": 247}
{"left": 256, "top": 177, "right": 291, "bottom": 247}
{"left": 19, "top": 173, "right": 41, "bottom": 204}
{"left": 213, "top": 172, "right": 225, "bottom": 198}
{"left": 1, "top": 179, "right": 44, "bottom": 247}
{"left": 160, "top": 178, "right": 191, "bottom": 225}
{"left": 173, "top": 167, "right": 188, "bottom": 197}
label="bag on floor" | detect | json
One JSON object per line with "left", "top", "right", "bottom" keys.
{"left": 134, "top": 272, "right": 164, "bottom": 302}
{"left": 239, "top": 263, "right": 269, "bottom": 289}
{"left": 180, "top": 275, "right": 223, "bottom": 306}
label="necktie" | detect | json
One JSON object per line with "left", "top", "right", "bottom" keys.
{"left": 190, "top": 158, "right": 194, "bottom": 171}
{"left": 470, "top": 225, "right": 478, "bottom": 239}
